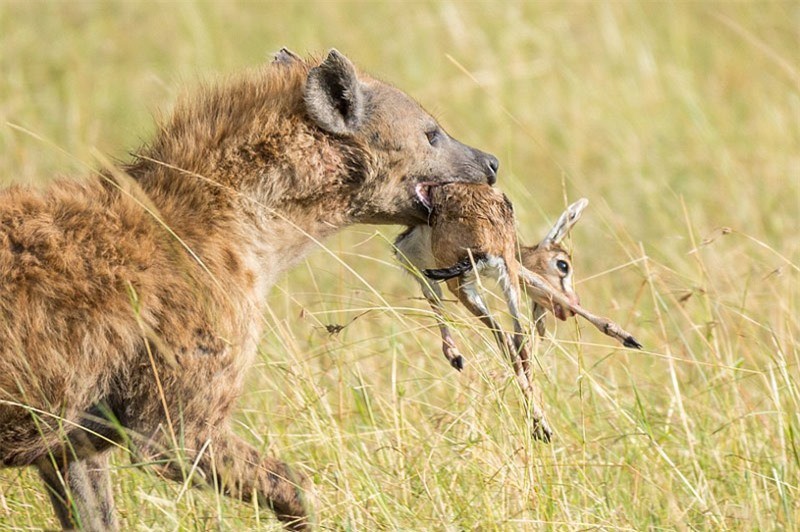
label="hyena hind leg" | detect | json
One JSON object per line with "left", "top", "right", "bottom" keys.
{"left": 37, "top": 452, "right": 118, "bottom": 532}
{"left": 149, "top": 430, "right": 311, "bottom": 531}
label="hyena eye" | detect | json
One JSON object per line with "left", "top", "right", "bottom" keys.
{"left": 425, "top": 128, "right": 441, "bottom": 147}
{"left": 556, "top": 260, "right": 570, "bottom": 275}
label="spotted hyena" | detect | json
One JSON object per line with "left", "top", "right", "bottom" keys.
{"left": 0, "top": 48, "right": 499, "bottom": 530}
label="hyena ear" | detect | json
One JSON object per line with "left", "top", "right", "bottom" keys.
{"left": 271, "top": 47, "right": 302, "bottom": 66}
{"left": 304, "top": 49, "right": 365, "bottom": 135}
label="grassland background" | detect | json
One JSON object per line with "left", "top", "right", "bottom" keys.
{"left": 1, "top": 1, "right": 798, "bottom": 530}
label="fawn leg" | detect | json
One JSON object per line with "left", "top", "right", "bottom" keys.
{"left": 37, "top": 452, "right": 117, "bottom": 531}
{"left": 448, "top": 279, "right": 525, "bottom": 383}
{"left": 500, "top": 275, "right": 553, "bottom": 442}
{"left": 420, "top": 275, "right": 465, "bottom": 370}
{"left": 149, "top": 431, "right": 310, "bottom": 530}
{"left": 397, "top": 243, "right": 465, "bottom": 370}
{"left": 498, "top": 271, "right": 530, "bottom": 380}
{"left": 453, "top": 278, "right": 553, "bottom": 442}
{"left": 520, "top": 266, "right": 642, "bottom": 349}
{"left": 532, "top": 303, "right": 547, "bottom": 337}
{"left": 522, "top": 380, "right": 552, "bottom": 442}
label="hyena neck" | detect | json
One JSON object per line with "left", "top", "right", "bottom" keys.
{"left": 123, "top": 67, "right": 371, "bottom": 297}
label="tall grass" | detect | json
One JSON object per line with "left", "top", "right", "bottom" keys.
{"left": 1, "top": 1, "right": 797, "bottom": 529}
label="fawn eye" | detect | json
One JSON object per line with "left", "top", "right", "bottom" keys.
{"left": 425, "top": 128, "right": 441, "bottom": 147}
{"left": 556, "top": 260, "right": 570, "bottom": 275}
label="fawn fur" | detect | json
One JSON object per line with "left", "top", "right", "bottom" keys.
{"left": 0, "top": 49, "right": 499, "bottom": 530}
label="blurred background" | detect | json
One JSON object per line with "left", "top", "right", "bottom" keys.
{"left": 1, "top": 1, "right": 797, "bottom": 529}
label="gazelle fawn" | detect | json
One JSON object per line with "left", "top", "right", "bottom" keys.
{"left": 395, "top": 183, "right": 641, "bottom": 441}
{"left": 518, "top": 197, "right": 588, "bottom": 337}
{"left": 396, "top": 184, "right": 525, "bottom": 372}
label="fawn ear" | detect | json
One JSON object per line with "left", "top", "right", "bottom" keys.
{"left": 542, "top": 198, "right": 589, "bottom": 244}
{"left": 304, "top": 49, "right": 365, "bottom": 135}
{"left": 271, "top": 47, "right": 302, "bottom": 66}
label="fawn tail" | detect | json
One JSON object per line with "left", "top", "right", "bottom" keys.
{"left": 424, "top": 252, "right": 488, "bottom": 280}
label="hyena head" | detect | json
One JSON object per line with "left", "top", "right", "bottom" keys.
{"left": 301, "top": 49, "right": 499, "bottom": 225}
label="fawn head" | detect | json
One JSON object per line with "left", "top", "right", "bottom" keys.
{"left": 520, "top": 198, "right": 588, "bottom": 330}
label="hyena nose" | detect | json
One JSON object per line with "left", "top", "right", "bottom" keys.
{"left": 485, "top": 155, "right": 499, "bottom": 185}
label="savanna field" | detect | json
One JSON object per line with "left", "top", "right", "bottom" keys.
{"left": 0, "top": 1, "right": 797, "bottom": 530}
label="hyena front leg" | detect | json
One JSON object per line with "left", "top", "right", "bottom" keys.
{"left": 148, "top": 430, "right": 310, "bottom": 530}
{"left": 37, "top": 452, "right": 117, "bottom": 532}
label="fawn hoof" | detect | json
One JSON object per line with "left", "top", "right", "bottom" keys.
{"left": 624, "top": 336, "right": 643, "bottom": 349}
{"left": 531, "top": 418, "right": 553, "bottom": 443}
{"left": 443, "top": 343, "right": 464, "bottom": 371}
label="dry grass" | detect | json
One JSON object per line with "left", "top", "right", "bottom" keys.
{"left": 1, "top": 1, "right": 798, "bottom": 530}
